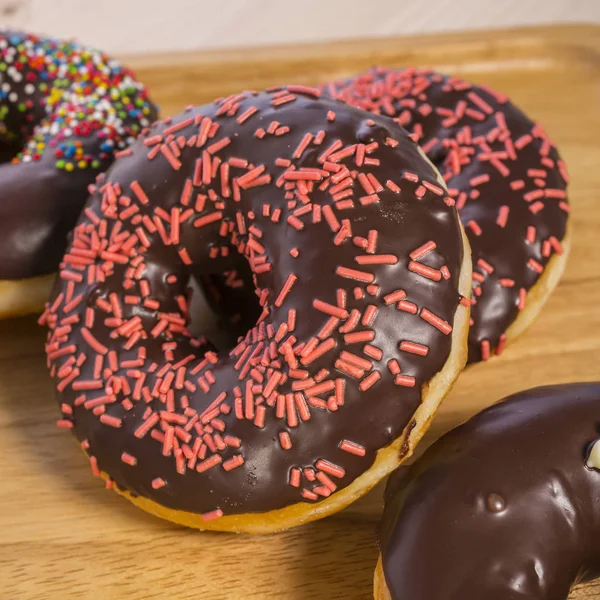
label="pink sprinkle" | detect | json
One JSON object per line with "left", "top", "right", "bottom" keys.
{"left": 420, "top": 308, "right": 453, "bottom": 335}
{"left": 302, "top": 489, "right": 319, "bottom": 501}
{"left": 481, "top": 340, "right": 491, "bottom": 361}
{"left": 201, "top": 509, "right": 224, "bottom": 521}
{"left": 344, "top": 331, "right": 375, "bottom": 344}
{"left": 499, "top": 278, "right": 515, "bottom": 288}
{"left": 121, "top": 452, "right": 137, "bottom": 466}
{"left": 359, "top": 371, "right": 381, "bottom": 391}
{"left": 272, "top": 93, "right": 296, "bottom": 106}
{"left": 336, "top": 266, "right": 374, "bottom": 283}
{"left": 387, "top": 360, "right": 401, "bottom": 376}
{"left": 549, "top": 235, "right": 564, "bottom": 255}
{"left": 423, "top": 181, "right": 444, "bottom": 196}
{"left": 313, "top": 299, "right": 348, "bottom": 319}
{"left": 409, "top": 241, "right": 436, "bottom": 260}
{"left": 236, "top": 106, "right": 258, "bottom": 124}
{"left": 477, "top": 258, "right": 494, "bottom": 275}
{"left": 384, "top": 289, "right": 406, "bottom": 305}
{"left": 496, "top": 333, "right": 507, "bottom": 356}
{"left": 408, "top": 261, "right": 442, "bottom": 281}
{"left": 315, "top": 459, "right": 345, "bottom": 478}
{"left": 99, "top": 414, "right": 122, "bottom": 428}
{"left": 496, "top": 205, "right": 509, "bottom": 228}
{"left": 362, "top": 304, "right": 378, "bottom": 326}
{"left": 467, "top": 220, "right": 482, "bottom": 236}
{"left": 196, "top": 454, "right": 223, "bottom": 473}
{"left": 287, "top": 215, "right": 304, "bottom": 231}
{"left": 130, "top": 181, "right": 150, "bottom": 205}
{"left": 339, "top": 440, "right": 366, "bottom": 456}
{"left": 275, "top": 274, "right": 298, "bottom": 307}
{"left": 293, "top": 133, "right": 314, "bottom": 159}
{"left": 395, "top": 375, "right": 416, "bottom": 387}
{"left": 524, "top": 189, "right": 545, "bottom": 202}
{"left": 159, "top": 144, "right": 182, "bottom": 170}
{"left": 89, "top": 456, "right": 100, "bottom": 477}
{"left": 469, "top": 174, "right": 490, "bottom": 187}
{"left": 397, "top": 300, "right": 418, "bottom": 314}
{"left": 399, "top": 341, "right": 429, "bottom": 356}
{"left": 279, "top": 432, "right": 292, "bottom": 450}
{"left": 363, "top": 345, "right": 383, "bottom": 360}
{"left": 290, "top": 468, "right": 302, "bottom": 487}
{"left": 527, "top": 258, "right": 544, "bottom": 274}
{"left": 414, "top": 185, "right": 426, "bottom": 198}
{"left": 386, "top": 180, "right": 401, "bottom": 193}
{"left": 355, "top": 254, "right": 398, "bottom": 265}
{"left": 222, "top": 454, "right": 245, "bottom": 471}
{"left": 467, "top": 91, "right": 494, "bottom": 114}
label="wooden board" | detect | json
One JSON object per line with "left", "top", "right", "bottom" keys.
{"left": 1, "top": 24, "right": 599, "bottom": 599}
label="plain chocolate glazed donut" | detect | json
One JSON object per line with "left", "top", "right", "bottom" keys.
{"left": 377, "top": 383, "right": 600, "bottom": 600}
{"left": 42, "top": 87, "right": 471, "bottom": 533}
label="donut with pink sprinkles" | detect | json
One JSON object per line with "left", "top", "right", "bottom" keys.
{"left": 42, "top": 87, "right": 471, "bottom": 532}
{"left": 323, "top": 68, "right": 570, "bottom": 363}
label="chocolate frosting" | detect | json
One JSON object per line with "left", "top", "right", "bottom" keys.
{"left": 43, "top": 88, "right": 467, "bottom": 520}
{"left": 0, "top": 151, "right": 105, "bottom": 278}
{"left": 380, "top": 382, "right": 600, "bottom": 600}
{"left": 323, "top": 69, "right": 569, "bottom": 363}
{"left": 0, "top": 30, "right": 157, "bottom": 279}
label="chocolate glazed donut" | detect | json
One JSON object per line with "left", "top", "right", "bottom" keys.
{"left": 0, "top": 31, "right": 157, "bottom": 316}
{"left": 323, "top": 69, "right": 570, "bottom": 363}
{"left": 42, "top": 87, "right": 471, "bottom": 533}
{"left": 376, "top": 383, "right": 600, "bottom": 600}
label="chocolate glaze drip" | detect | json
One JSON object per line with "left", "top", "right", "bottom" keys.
{"left": 380, "top": 383, "right": 600, "bottom": 600}
{"left": 43, "top": 89, "right": 467, "bottom": 519}
{"left": 323, "top": 69, "right": 569, "bottom": 363}
{"left": 0, "top": 30, "right": 158, "bottom": 279}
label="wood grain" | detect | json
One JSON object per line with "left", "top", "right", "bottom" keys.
{"left": 0, "top": 24, "right": 599, "bottom": 599}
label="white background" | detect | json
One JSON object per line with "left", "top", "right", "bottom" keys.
{"left": 0, "top": 0, "right": 598, "bottom": 55}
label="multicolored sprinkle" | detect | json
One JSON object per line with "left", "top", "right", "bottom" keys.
{"left": 0, "top": 30, "right": 156, "bottom": 171}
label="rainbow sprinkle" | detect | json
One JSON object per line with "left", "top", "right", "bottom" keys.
{"left": 0, "top": 31, "right": 157, "bottom": 171}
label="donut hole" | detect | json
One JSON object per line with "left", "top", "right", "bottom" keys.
{"left": 188, "top": 260, "right": 261, "bottom": 351}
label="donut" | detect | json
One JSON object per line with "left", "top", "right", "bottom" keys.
{"left": 322, "top": 68, "right": 571, "bottom": 363}
{"left": 41, "top": 87, "right": 471, "bottom": 533}
{"left": 375, "top": 382, "right": 600, "bottom": 600}
{"left": 0, "top": 30, "right": 157, "bottom": 317}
